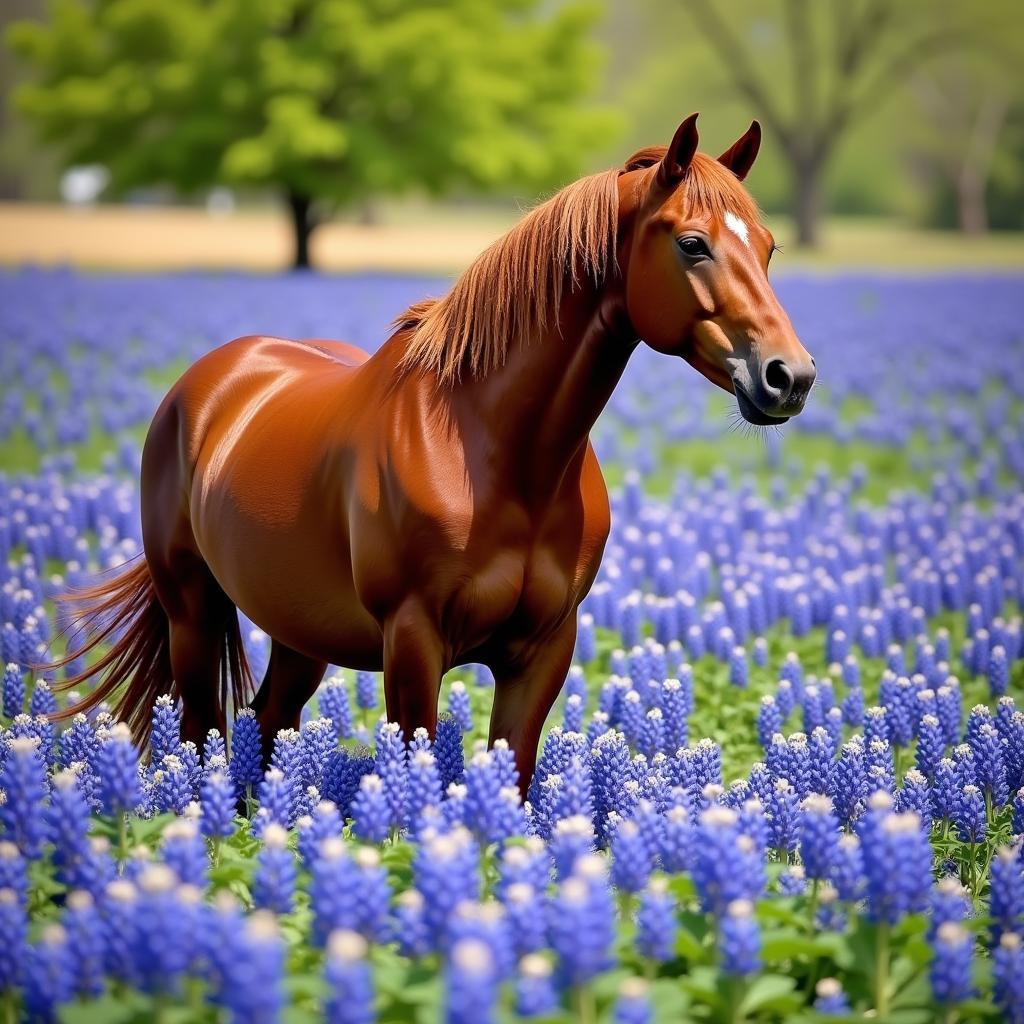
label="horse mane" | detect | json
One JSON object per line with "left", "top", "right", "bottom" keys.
{"left": 396, "top": 149, "right": 757, "bottom": 384}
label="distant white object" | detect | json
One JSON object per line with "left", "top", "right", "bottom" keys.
{"left": 206, "top": 187, "right": 236, "bottom": 216}
{"left": 60, "top": 166, "right": 109, "bottom": 206}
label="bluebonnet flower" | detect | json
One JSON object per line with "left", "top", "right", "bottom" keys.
{"left": 590, "top": 730, "right": 631, "bottom": 842}
{"left": 300, "top": 717, "right": 335, "bottom": 791}
{"left": 800, "top": 794, "right": 839, "bottom": 881}
{"left": 807, "top": 727, "right": 835, "bottom": 796}
{"left": 319, "top": 674, "right": 354, "bottom": 741}
{"left": 393, "top": 889, "right": 431, "bottom": 959}
{"left": 435, "top": 714, "right": 465, "bottom": 789}
{"left": 296, "top": 800, "right": 343, "bottom": 864}
{"left": 59, "top": 713, "right": 98, "bottom": 771}
{"left": 895, "top": 768, "right": 932, "bottom": 826}
{"left": 449, "top": 901, "right": 514, "bottom": 981}
{"left": 636, "top": 876, "right": 675, "bottom": 962}
{"left": 414, "top": 829, "right": 480, "bottom": 949}
{"left": 864, "top": 705, "right": 889, "bottom": 746}
{"left": 813, "top": 978, "right": 850, "bottom": 1015}
{"left": 619, "top": 690, "right": 644, "bottom": 746}
{"left": 24, "top": 923, "right": 74, "bottom": 1022}
{"left": 586, "top": 711, "right": 611, "bottom": 744}
{"left": 610, "top": 820, "right": 653, "bottom": 894}
{"left": 614, "top": 977, "right": 653, "bottom": 1024}
{"left": 954, "top": 785, "right": 986, "bottom": 844}
{"left": 45, "top": 768, "right": 90, "bottom": 884}
{"left": 502, "top": 882, "right": 546, "bottom": 960}
{"left": 692, "top": 806, "right": 764, "bottom": 914}
{"left": 932, "top": 758, "right": 960, "bottom": 822}
{"left": 354, "top": 671, "right": 378, "bottom": 713}
{"left": 445, "top": 938, "right": 498, "bottom": 1024}
{"left": 1014, "top": 787, "right": 1024, "bottom": 835}
{"left": 779, "top": 865, "right": 807, "bottom": 896}
{"left": 915, "top": 714, "right": 945, "bottom": 779}
{"left": 752, "top": 636, "right": 769, "bottom": 667}
{"left": 199, "top": 768, "right": 236, "bottom": 839}
{"left": 990, "top": 845, "right": 1024, "bottom": 946}
{"left": 930, "top": 922, "right": 974, "bottom": 1006}
{"left": 661, "top": 678, "right": 689, "bottom": 751}
{"left": 563, "top": 694, "right": 585, "bottom": 733}
{"left": 352, "top": 846, "right": 391, "bottom": 943}
{"left": 230, "top": 709, "right": 263, "bottom": 797}
{"left": 757, "top": 696, "right": 782, "bottom": 750}
{"left": 449, "top": 681, "right": 473, "bottom": 732}
{"left": 971, "top": 723, "right": 1009, "bottom": 808}
{"left": 75, "top": 836, "right": 117, "bottom": 899}
{"left": 936, "top": 681, "right": 962, "bottom": 747}
{"left": 310, "top": 838, "right": 362, "bottom": 946}
{"left": 866, "top": 739, "right": 895, "bottom": 795}
{"left": 929, "top": 877, "right": 971, "bottom": 941}
{"left": 0, "top": 735, "right": 47, "bottom": 857}
{"left": 221, "top": 911, "right": 285, "bottom": 1024}
{"left": 253, "top": 823, "right": 296, "bottom": 915}
{"left": 63, "top": 890, "right": 104, "bottom": 998}
{"left": 515, "top": 953, "right": 557, "bottom": 1017}
{"left": 860, "top": 804, "right": 932, "bottom": 924}
{"left": 576, "top": 613, "right": 596, "bottom": 663}
{"left": 351, "top": 774, "right": 391, "bottom": 843}
{"left": 321, "top": 748, "right": 374, "bottom": 817}
{"left": 161, "top": 819, "right": 207, "bottom": 888}
{"left": 989, "top": 645, "right": 1010, "bottom": 698}
{"left": 325, "top": 930, "right": 375, "bottom": 1024}
{"left": 28, "top": 679, "right": 56, "bottom": 718}
{"left": 132, "top": 866, "right": 197, "bottom": 995}
{"left": 443, "top": 784, "right": 469, "bottom": 830}
{"left": 150, "top": 694, "right": 180, "bottom": 763}
{"left": 720, "top": 899, "right": 760, "bottom": 976}
{"left": 0, "top": 888, "right": 26, "bottom": 992}
{"left": 830, "top": 834, "right": 864, "bottom": 902}
{"left": 729, "top": 646, "right": 748, "bottom": 688}
{"left": 767, "top": 778, "right": 800, "bottom": 857}
{"left": 1, "top": 663, "right": 23, "bottom": 719}
{"left": 203, "top": 728, "right": 226, "bottom": 767}
{"left": 255, "top": 768, "right": 294, "bottom": 833}
{"left": 151, "top": 753, "right": 193, "bottom": 814}
{"left": 373, "top": 721, "right": 407, "bottom": 829}
{"left": 993, "top": 932, "right": 1024, "bottom": 1024}
{"left": 491, "top": 739, "right": 519, "bottom": 791}
{"left": 405, "top": 749, "right": 442, "bottom": 834}
{"left": 497, "top": 839, "right": 550, "bottom": 900}
{"left": 548, "top": 855, "right": 615, "bottom": 989}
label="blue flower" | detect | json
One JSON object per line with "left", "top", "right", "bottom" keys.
{"left": 496, "top": 839, "right": 550, "bottom": 901}
{"left": 325, "top": 930, "right": 375, "bottom": 1024}
{"left": 515, "top": 953, "right": 557, "bottom": 1017}
{"left": 954, "top": 785, "right": 986, "bottom": 844}
{"left": 24, "top": 923, "right": 74, "bottom": 1022}
{"left": 757, "top": 697, "right": 782, "bottom": 750}
{"left": 0, "top": 888, "right": 26, "bottom": 991}
{"left": 414, "top": 829, "right": 480, "bottom": 950}
{"left": 610, "top": 819, "right": 653, "bottom": 894}
{"left": 547, "top": 855, "right": 615, "bottom": 989}
{"left": 98, "top": 879, "right": 140, "bottom": 988}
{"left": 778, "top": 865, "right": 806, "bottom": 896}
{"left": 434, "top": 714, "right": 465, "bottom": 789}
{"left": 502, "top": 883, "right": 546, "bottom": 960}
{"left": 296, "top": 800, "right": 343, "bottom": 864}
{"left": 767, "top": 778, "right": 800, "bottom": 856}
{"left": 991, "top": 846, "right": 1024, "bottom": 947}
{"left": 0, "top": 735, "right": 48, "bottom": 858}
{"left": 729, "top": 646, "right": 749, "bottom": 689}
{"left": 993, "top": 932, "right": 1024, "bottom": 1024}
{"left": 915, "top": 714, "right": 946, "bottom": 779}
{"left": 151, "top": 753, "right": 193, "bottom": 815}
{"left": 150, "top": 694, "right": 181, "bottom": 763}
{"left": 59, "top": 713, "right": 98, "bottom": 771}
{"left": 253, "top": 823, "right": 296, "bottom": 915}
{"left": 989, "top": 644, "right": 1010, "bottom": 698}
{"left": 692, "top": 806, "right": 764, "bottom": 915}
{"left": 563, "top": 694, "right": 585, "bottom": 733}
{"left": 550, "top": 815, "right": 595, "bottom": 879}
{"left": 614, "top": 977, "right": 653, "bottom": 1024}
{"left": 720, "top": 898, "right": 761, "bottom": 976}
{"left": 200, "top": 768, "right": 236, "bottom": 839}
{"left": 445, "top": 937, "right": 498, "bottom": 1024}
{"left": 64, "top": 890, "right": 104, "bottom": 998}
{"left": 971, "top": 723, "right": 1009, "bottom": 808}
{"left": 636, "top": 876, "right": 675, "bottom": 962}
{"left": 393, "top": 889, "right": 431, "bottom": 959}
{"left": 161, "top": 819, "right": 208, "bottom": 888}
{"left": 46, "top": 768, "right": 91, "bottom": 885}
{"left": 930, "top": 922, "right": 974, "bottom": 1005}
{"left": 355, "top": 671, "right": 378, "bottom": 712}
{"left": 300, "top": 717, "right": 336, "bottom": 792}
{"left": 799, "top": 794, "right": 839, "bottom": 881}
{"left": 895, "top": 768, "right": 933, "bottom": 827}
{"left": 256, "top": 767, "right": 294, "bottom": 833}
{"left": 1, "top": 663, "right": 24, "bottom": 719}
{"left": 351, "top": 774, "right": 391, "bottom": 843}
{"left": 319, "top": 674, "right": 354, "bottom": 740}
{"left": 203, "top": 728, "right": 226, "bottom": 766}
{"left": 858, "top": 800, "right": 932, "bottom": 925}
{"left": 221, "top": 912, "right": 285, "bottom": 1024}
{"left": 230, "top": 709, "right": 264, "bottom": 794}
{"left": 813, "top": 978, "right": 850, "bottom": 1015}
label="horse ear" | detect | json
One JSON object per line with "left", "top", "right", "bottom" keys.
{"left": 657, "top": 113, "right": 700, "bottom": 189}
{"left": 717, "top": 120, "right": 761, "bottom": 181}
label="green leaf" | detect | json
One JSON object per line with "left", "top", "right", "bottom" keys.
{"left": 737, "top": 973, "right": 798, "bottom": 1015}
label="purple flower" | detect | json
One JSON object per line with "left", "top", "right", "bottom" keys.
{"left": 414, "top": 829, "right": 480, "bottom": 950}
{"left": 895, "top": 768, "right": 933, "bottom": 827}
{"left": 1, "top": 663, "right": 24, "bottom": 719}
{"left": 614, "top": 977, "right": 653, "bottom": 1024}
{"left": 150, "top": 694, "right": 181, "bottom": 763}
{"left": 0, "top": 888, "right": 26, "bottom": 991}
{"left": 351, "top": 774, "right": 391, "bottom": 843}
{"left": 720, "top": 898, "right": 760, "bottom": 976}
{"left": 59, "top": 713, "right": 98, "bottom": 771}
{"left": 515, "top": 953, "right": 557, "bottom": 1017}
{"left": 230, "top": 709, "right": 263, "bottom": 794}
{"left": 393, "top": 889, "right": 431, "bottom": 959}
{"left": 221, "top": 912, "right": 285, "bottom": 1024}
{"left": 991, "top": 845, "right": 1024, "bottom": 946}
{"left": 636, "top": 876, "right": 675, "bottom": 962}
{"left": 319, "top": 674, "right": 354, "bottom": 741}
{"left": 502, "top": 882, "right": 546, "bottom": 960}
{"left": 434, "top": 714, "right": 465, "bottom": 790}
{"left": 325, "top": 930, "right": 375, "bottom": 1024}
{"left": 915, "top": 714, "right": 946, "bottom": 779}
{"left": 993, "top": 932, "right": 1024, "bottom": 1024}
{"left": 64, "top": 890, "right": 104, "bottom": 998}
{"left": 610, "top": 819, "right": 653, "bottom": 894}
{"left": 692, "top": 806, "right": 764, "bottom": 915}
{"left": 133, "top": 866, "right": 197, "bottom": 995}
{"left": 0, "top": 735, "right": 48, "bottom": 858}
{"left": 160, "top": 818, "right": 207, "bottom": 888}
{"left": 548, "top": 855, "right": 615, "bottom": 989}
{"left": 253, "top": 823, "right": 296, "bottom": 915}
{"left": 24, "top": 923, "right": 74, "bottom": 1022}
{"left": 858, "top": 799, "right": 932, "bottom": 925}
{"left": 448, "top": 681, "right": 473, "bottom": 732}
{"left": 929, "top": 877, "right": 971, "bottom": 941}
{"left": 255, "top": 767, "right": 294, "bottom": 833}
{"left": 445, "top": 938, "right": 498, "bottom": 1024}
{"left": 203, "top": 728, "right": 226, "bottom": 766}
{"left": 355, "top": 671, "right": 378, "bottom": 712}
{"left": 99, "top": 879, "right": 140, "bottom": 988}
{"left": 954, "top": 785, "right": 986, "bottom": 844}
{"left": 767, "top": 778, "right": 801, "bottom": 856}
{"left": 200, "top": 768, "right": 236, "bottom": 839}
{"left": 800, "top": 794, "right": 839, "bottom": 881}
{"left": 930, "top": 921, "right": 974, "bottom": 1005}
{"left": 151, "top": 753, "right": 193, "bottom": 815}
{"left": 813, "top": 978, "right": 850, "bottom": 1015}
{"left": 45, "top": 768, "right": 90, "bottom": 884}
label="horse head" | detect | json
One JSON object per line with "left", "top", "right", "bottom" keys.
{"left": 620, "top": 113, "right": 816, "bottom": 425}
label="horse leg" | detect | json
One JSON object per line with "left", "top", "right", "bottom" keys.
{"left": 155, "top": 551, "right": 235, "bottom": 750}
{"left": 250, "top": 640, "right": 327, "bottom": 763}
{"left": 381, "top": 602, "right": 444, "bottom": 742}
{"left": 487, "top": 619, "right": 577, "bottom": 798}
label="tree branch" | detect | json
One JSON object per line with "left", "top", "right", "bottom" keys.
{"left": 685, "top": 0, "right": 796, "bottom": 151}
{"left": 785, "top": 0, "right": 816, "bottom": 154}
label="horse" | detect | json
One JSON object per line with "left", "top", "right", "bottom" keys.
{"left": 51, "top": 113, "right": 816, "bottom": 791}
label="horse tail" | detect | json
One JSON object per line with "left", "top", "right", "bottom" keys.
{"left": 42, "top": 556, "right": 172, "bottom": 748}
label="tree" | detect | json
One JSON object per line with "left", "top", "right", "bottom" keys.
{"left": 681, "top": 0, "right": 986, "bottom": 246}
{"left": 7, "top": 0, "right": 613, "bottom": 268}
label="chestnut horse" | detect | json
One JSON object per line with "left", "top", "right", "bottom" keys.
{"left": 53, "top": 114, "right": 815, "bottom": 789}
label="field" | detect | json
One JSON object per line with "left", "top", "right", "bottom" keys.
{"left": 0, "top": 267, "right": 1023, "bottom": 1023}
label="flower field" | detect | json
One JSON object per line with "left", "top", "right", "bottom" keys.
{"left": 0, "top": 267, "right": 1023, "bottom": 1023}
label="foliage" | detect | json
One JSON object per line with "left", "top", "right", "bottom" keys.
{"left": 6, "top": 0, "right": 614, "bottom": 265}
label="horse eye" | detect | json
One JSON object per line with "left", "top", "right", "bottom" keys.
{"left": 677, "top": 236, "right": 710, "bottom": 259}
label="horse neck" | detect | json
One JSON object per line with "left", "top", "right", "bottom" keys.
{"left": 451, "top": 276, "right": 638, "bottom": 496}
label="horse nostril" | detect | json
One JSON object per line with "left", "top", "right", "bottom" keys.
{"left": 762, "top": 357, "right": 793, "bottom": 399}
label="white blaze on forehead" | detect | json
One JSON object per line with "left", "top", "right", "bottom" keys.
{"left": 724, "top": 211, "right": 750, "bottom": 247}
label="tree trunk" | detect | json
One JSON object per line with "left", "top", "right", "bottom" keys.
{"left": 286, "top": 190, "right": 314, "bottom": 270}
{"left": 956, "top": 167, "right": 987, "bottom": 235}
{"left": 791, "top": 155, "right": 824, "bottom": 248}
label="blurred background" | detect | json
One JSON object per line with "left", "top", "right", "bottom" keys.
{"left": 2, "top": 0, "right": 1023, "bottom": 273}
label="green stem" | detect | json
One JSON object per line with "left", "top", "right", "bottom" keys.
{"left": 573, "top": 984, "right": 596, "bottom": 1024}
{"left": 727, "top": 977, "right": 747, "bottom": 1024}
{"left": 117, "top": 812, "right": 128, "bottom": 863}
{"left": 211, "top": 836, "right": 222, "bottom": 869}
{"left": 3, "top": 990, "right": 16, "bottom": 1024}
{"left": 943, "top": 1004, "right": 958, "bottom": 1024}
{"left": 874, "top": 921, "right": 890, "bottom": 1018}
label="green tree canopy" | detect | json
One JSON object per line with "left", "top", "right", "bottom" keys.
{"left": 8, "top": 0, "right": 614, "bottom": 267}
